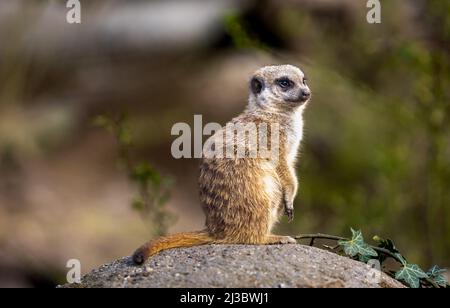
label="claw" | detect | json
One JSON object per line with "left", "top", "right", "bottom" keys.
{"left": 284, "top": 208, "right": 294, "bottom": 222}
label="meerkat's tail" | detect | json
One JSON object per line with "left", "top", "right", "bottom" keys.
{"left": 132, "top": 231, "right": 214, "bottom": 265}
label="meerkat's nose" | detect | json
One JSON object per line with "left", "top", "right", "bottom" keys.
{"left": 300, "top": 89, "right": 311, "bottom": 100}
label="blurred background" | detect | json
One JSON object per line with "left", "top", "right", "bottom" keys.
{"left": 0, "top": 0, "right": 449, "bottom": 287}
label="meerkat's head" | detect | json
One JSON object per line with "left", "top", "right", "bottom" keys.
{"left": 248, "top": 64, "right": 311, "bottom": 113}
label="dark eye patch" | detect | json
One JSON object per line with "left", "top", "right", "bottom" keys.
{"left": 276, "top": 78, "right": 294, "bottom": 89}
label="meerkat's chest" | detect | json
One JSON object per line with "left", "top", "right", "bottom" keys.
{"left": 286, "top": 113, "right": 304, "bottom": 165}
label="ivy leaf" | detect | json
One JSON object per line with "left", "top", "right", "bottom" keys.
{"left": 395, "top": 264, "right": 429, "bottom": 288}
{"left": 427, "top": 265, "right": 448, "bottom": 287}
{"left": 358, "top": 245, "right": 379, "bottom": 258}
{"left": 358, "top": 254, "right": 374, "bottom": 263}
{"left": 338, "top": 228, "right": 378, "bottom": 258}
{"left": 427, "top": 265, "right": 446, "bottom": 276}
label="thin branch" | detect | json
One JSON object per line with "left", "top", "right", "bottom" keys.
{"left": 323, "top": 244, "right": 341, "bottom": 250}
{"left": 295, "top": 233, "right": 346, "bottom": 242}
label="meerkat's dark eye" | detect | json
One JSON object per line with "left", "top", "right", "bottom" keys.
{"left": 276, "top": 78, "right": 294, "bottom": 89}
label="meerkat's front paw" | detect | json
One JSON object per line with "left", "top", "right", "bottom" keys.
{"left": 284, "top": 208, "right": 294, "bottom": 222}
{"left": 266, "top": 235, "right": 297, "bottom": 245}
{"left": 284, "top": 199, "right": 294, "bottom": 222}
{"left": 283, "top": 194, "right": 295, "bottom": 222}
{"left": 277, "top": 235, "right": 297, "bottom": 244}
{"left": 279, "top": 236, "right": 297, "bottom": 244}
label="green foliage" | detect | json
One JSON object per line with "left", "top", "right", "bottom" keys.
{"left": 291, "top": 0, "right": 450, "bottom": 268}
{"left": 427, "top": 265, "right": 448, "bottom": 287}
{"left": 94, "top": 113, "right": 175, "bottom": 236}
{"left": 373, "top": 236, "right": 400, "bottom": 254}
{"left": 132, "top": 162, "right": 162, "bottom": 187}
{"left": 373, "top": 236, "right": 401, "bottom": 264}
{"left": 338, "top": 229, "right": 377, "bottom": 258}
{"left": 223, "top": 12, "right": 268, "bottom": 51}
{"left": 300, "top": 228, "right": 448, "bottom": 288}
{"left": 395, "top": 264, "right": 429, "bottom": 289}
{"left": 373, "top": 235, "right": 448, "bottom": 288}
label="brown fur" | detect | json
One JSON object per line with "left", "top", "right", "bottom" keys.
{"left": 132, "top": 231, "right": 212, "bottom": 264}
{"left": 132, "top": 65, "right": 310, "bottom": 265}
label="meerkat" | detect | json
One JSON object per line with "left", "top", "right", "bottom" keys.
{"left": 133, "top": 64, "right": 311, "bottom": 265}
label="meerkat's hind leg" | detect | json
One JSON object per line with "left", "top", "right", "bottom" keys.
{"left": 265, "top": 235, "right": 297, "bottom": 245}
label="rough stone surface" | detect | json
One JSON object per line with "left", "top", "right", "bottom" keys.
{"left": 61, "top": 244, "right": 405, "bottom": 288}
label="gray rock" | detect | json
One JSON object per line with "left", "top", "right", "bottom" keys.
{"left": 61, "top": 244, "right": 405, "bottom": 288}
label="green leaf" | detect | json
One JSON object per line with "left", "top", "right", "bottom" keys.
{"left": 338, "top": 228, "right": 378, "bottom": 258}
{"left": 358, "top": 245, "right": 378, "bottom": 258}
{"left": 132, "top": 198, "right": 145, "bottom": 211}
{"left": 395, "top": 264, "right": 429, "bottom": 288}
{"left": 338, "top": 239, "right": 359, "bottom": 257}
{"left": 132, "top": 162, "right": 161, "bottom": 186}
{"left": 427, "top": 265, "right": 448, "bottom": 287}
{"left": 427, "top": 265, "right": 446, "bottom": 276}
{"left": 358, "top": 254, "right": 374, "bottom": 263}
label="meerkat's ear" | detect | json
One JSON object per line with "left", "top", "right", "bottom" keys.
{"left": 250, "top": 77, "right": 264, "bottom": 95}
